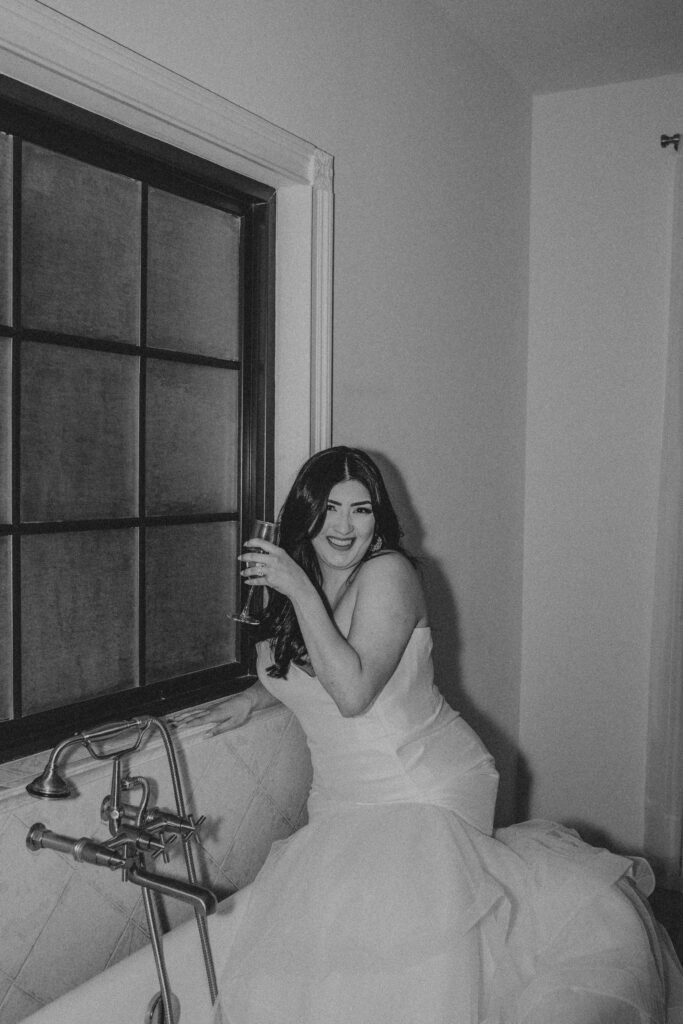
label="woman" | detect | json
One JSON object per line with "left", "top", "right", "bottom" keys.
{"left": 183, "top": 447, "right": 683, "bottom": 1024}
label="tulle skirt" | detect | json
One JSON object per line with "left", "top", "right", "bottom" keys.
{"left": 210, "top": 806, "right": 683, "bottom": 1024}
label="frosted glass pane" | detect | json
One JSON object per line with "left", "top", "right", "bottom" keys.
{"left": 21, "top": 342, "right": 139, "bottom": 522}
{"left": 146, "top": 360, "right": 238, "bottom": 515}
{"left": 0, "top": 341, "right": 10, "bottom": 523}
{"left": 147, "top": 189, "right": 240, "bottom": 359}
{"left": 146, "top": 521, "right": 238, "bottom": 682}
{"left": 22, "top": 143, "right": 141, "bottom": 342}
{"left": 0, "top": 537, "right": 11, "bottom": 721}
{"left": 0, "top": 133, "right": 12, "bottom": 325}
{"left": 21, "top": 530, "right": 138, "bottom": 714}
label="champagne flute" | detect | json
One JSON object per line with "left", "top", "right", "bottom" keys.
{"left": 231, "top": 518, "right": 280, "bottom": 625}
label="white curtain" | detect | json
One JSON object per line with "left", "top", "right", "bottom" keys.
{"left": 645, "top": 153, "right": 683, "bottom": 886}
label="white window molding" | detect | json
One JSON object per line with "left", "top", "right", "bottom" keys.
{"left": 0, "top": 0, "right": 333, "bottom": 505}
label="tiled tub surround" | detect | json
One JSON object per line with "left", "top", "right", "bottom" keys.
{"left": 19, "top": 898, "right": 250, "bottom": 1024}
{"left": 0, "top": 703, "right": 312, "bottom": 1024}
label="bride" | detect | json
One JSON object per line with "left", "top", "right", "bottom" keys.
{"left": 183, "top": 445, "right": 683, "bottom": 1024}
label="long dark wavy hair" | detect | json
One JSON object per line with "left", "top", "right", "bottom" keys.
{"left": 259, "top": 446, "right": 409, "bottom": 677}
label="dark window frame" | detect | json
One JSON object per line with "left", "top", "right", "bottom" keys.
{"left": 0, "top": 77, "right": 275, "bottom": 762}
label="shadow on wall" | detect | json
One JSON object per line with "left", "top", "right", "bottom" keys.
{"left": 369, "top": 450, "right": 531, "bottom": 826}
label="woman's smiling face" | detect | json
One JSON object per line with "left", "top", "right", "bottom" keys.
{"left": 311, "top": 479, "right": 376, "bottom": 576}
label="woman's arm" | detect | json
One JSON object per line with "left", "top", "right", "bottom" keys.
{"left": 169, "top": 678, "right": 281, "bottom": 735}
{"left": 249, "top": 545, "right": 425, "bottom": 717}
{"left": 293, "top": 554, "right": 425, "bottom": 716}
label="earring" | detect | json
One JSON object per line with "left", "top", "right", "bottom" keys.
{"left": 371, "top": 536, "right": 382, "bottom": 553}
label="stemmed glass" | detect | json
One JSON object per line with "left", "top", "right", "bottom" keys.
{"left": 231, "top": 518, "right": 280, "bottom": 625}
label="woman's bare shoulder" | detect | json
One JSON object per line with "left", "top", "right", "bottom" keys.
{"left": 338, "top": 552, "right": 428, "bottom": 633}
{"left": 361, "top": 549, "right": 417, "bottom": 580}
{"left": 356, "top": 551, "right": 426, "bottom": 608}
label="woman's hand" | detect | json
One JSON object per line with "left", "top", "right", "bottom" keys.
{"left": 240, "top": 537, "right": 311, "bottom": 601}
{"left": 169, "top": 692, "right": 255, "bottom": 736}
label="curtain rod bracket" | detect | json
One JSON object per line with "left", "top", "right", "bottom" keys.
{"left": 661, "top": 134, "right": 681, "bottom": 152}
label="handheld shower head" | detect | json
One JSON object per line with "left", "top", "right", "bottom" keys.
{"left": 25, "top": 719, "right": 152, "bottom": 799}
{"left": 25, "top": 734, "right": 87, "bottom": 799}
{"left": 26, "top": 764, "right": 73, "bottom": 798}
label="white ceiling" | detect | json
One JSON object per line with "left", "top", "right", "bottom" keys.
{"left": 438, "top": 0, "right": 683, "bottom": 94}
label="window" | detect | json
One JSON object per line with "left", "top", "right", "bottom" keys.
{"left": 0, "top": 77, "right": 275, "bottom": 761}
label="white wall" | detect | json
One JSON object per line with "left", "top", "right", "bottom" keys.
{"left": 32, "top": 0, "right": 531, "bottom": 819}
{"left": 523, "top": 74, "right": 683, "bottom": 851}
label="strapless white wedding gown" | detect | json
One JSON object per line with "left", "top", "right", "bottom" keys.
{"left": 211, "top": 628, "right": 683, "bottom": 1024}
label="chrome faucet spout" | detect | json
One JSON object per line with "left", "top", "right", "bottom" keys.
{"left": 128, "top": 864, "right": 218, "bottom": 917}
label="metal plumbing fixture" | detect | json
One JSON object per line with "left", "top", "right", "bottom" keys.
{"left": 25, "top": 715, "right": 218, "bottom": 1023}
{"left": 26, "top": 823, "right": 217, "bottom": 915}
{"left": 26, "top": 718, "right": 150, "bottom": 798}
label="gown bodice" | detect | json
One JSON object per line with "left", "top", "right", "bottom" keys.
{"left": 257, "top": 627, "right": 499, "bottom": 833}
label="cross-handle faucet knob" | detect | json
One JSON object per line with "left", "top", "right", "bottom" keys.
{"left": 105, "top": 824, "right": 178, "bottom": 863}
{"left": 143, "top": 808, "right": 206, "bottom": 847}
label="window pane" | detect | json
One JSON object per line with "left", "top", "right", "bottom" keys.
{"left": 21, "top": 144, "right": 141, "bottom": 342}
{"left": 21, "top": 530, "right": 138, "bottom": 714}
{"left": 21, "top": 342, "right": 139, "bottom": 522}
{"left": 0, "top": 340, "right": 10, "bottom": 523}
{"left": 146, "top": 521, "right": 238, "bottom": 683}
{"left": 147, "top": 189, "right": 240, "bottom": 359}
{"left": 146, "top": 360, "right": 238, "bottom": 515}
{"left": 0, "top": 537, "right": 11, "bottom": 721}
{"left": 0, "top": 132, "right": 12, "bottom": 325}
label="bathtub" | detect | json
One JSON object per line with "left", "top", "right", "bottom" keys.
{"left": 19, "top": 867, "right": 680, "bottom": 1024}
{"left": 20, "top": 896, "right": 246, "bottom": 1024}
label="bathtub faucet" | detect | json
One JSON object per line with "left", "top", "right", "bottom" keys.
{"left": 26, "top": 824, "right": 217, "bottom": 918}
{"left": 24, "top": 714, "right": 219, "bottom": 1017}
